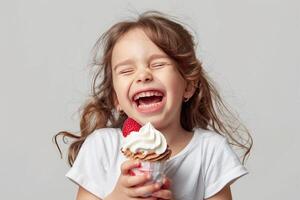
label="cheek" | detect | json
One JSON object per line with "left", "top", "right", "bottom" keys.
{"left": 112, "top": 77, "right": 121, "bottom": 99}
{"left": 112, "top": 77, "right": 130, "bottom": 101}
{"left": 162, "top": 72, "right": 186, "bottom": 95}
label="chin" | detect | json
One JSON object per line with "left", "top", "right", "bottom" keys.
{"left": 138, "top": 117, "right": 167, "bottom": 130}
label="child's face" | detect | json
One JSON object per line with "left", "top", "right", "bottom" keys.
{"left": 111, "top": 28, "right": 190, "bottom": 129}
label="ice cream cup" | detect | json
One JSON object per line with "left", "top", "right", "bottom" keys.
{"left": 130, "top": 160, "right": 166, "bottom": 185}
{"left": 130, "top": 160, "right": 166, "bottom": 197}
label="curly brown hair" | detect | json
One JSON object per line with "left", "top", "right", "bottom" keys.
{"left": 54, "top": 11, "right": 252, "bottom": 166}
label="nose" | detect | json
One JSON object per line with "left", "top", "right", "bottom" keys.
{"left": 136, "top": 68, "right": 153, "bottom": 83}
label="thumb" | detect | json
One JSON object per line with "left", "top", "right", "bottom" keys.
{"left": 121, "top": 160, "right": 141, "bottom": 175}
{"left": 162, "top": 177, "right": 172, "bottom": 189}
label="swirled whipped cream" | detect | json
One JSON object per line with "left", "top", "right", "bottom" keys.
{"left": 121, "top": 122, "right": 167, "bottom": 155}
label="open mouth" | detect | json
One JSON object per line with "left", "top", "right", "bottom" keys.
{"left": 132, "top": 90, "right": 165, "bottom": 112}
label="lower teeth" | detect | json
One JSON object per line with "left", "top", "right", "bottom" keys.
{"left": 138, "top": 102, "right": 160, "bottom": 108}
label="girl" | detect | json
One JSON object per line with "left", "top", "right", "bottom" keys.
{"left": 55, "top": 11, "right": 252, "bottom": 200}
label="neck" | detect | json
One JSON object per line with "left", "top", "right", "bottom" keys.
{"left": 157, "top": 119, "right": 194, "bottom": 158}
{"left": 158, "top": 120, "right": 189, "bottom": 146}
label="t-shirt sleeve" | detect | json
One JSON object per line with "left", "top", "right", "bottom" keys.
{"left": 65, "top": 131, "right": 109, "bottom": 198}
{"left": 203, "top": 136, "right": 248, "bottom": 199}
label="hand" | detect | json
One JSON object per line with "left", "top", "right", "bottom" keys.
{"left": 151, "top": 177, "right": 174, "bottom": 200}
{"left": 105, "top": 160, "right": 162, "bottom": 200}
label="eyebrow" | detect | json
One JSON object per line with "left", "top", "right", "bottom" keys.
{"left": 113, "top": 54, "right": 170, "bottom": 71}
{"left": 148, "top": 54, "right": 170, "bottom": 61}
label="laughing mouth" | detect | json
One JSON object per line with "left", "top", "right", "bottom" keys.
{"left": 132, "top": 90, "right": 164, "bottom": 108}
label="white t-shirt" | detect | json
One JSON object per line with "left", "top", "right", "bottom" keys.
{"left": 66, "top": 127, "right": 248, "bottom": 200}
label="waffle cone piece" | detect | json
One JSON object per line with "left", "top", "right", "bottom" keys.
{"left": 122, "top": 147, "right": 172, "bottom": 162}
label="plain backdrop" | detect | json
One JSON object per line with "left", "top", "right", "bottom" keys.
{"left": 1, "top": 0, "right": 299, "bottom": 199}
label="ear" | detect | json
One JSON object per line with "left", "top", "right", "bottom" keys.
{"left": 183, "top": 80, "right": 196, "bottom": 100}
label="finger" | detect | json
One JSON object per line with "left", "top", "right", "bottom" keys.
{"left": 129, "top": 182, "right": 162, "bottom": 197}
{"left": 123, "top": 173, "right": 151, "bottom": 187}
{"left": 152, "top": 189, "right": 172, "bottom": 199}
{"left": 121, "top": 160, "right": 140, "bottom": 175}
{"left": 162, "top": 177, "right": 172, "bottom": 189}
{"left": 130, "top": 198, "right": 156, "bottom": 200}
{"left": 140, "top": 197, "right": 157, "bottom": 200}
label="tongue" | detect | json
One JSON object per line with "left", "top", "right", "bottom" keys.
{"left": 139, "top": 96, "right": 162, "bottom": 105}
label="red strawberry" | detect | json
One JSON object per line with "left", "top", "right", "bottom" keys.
{"left": 122, "top": 117, "right": 141, "bottom": 137}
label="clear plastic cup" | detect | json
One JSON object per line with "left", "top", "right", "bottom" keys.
{"left": 130, "top": 160, "right": 166, "bottom": 184}
{"left": 130, "top": 161, "right": 166, "bottom": 197}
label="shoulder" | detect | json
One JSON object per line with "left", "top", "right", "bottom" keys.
{"left": 87, "top": 127, "right": 122, "bottom": 140}
{"left": 193, "top": 128, "right": 227, "bottom": 149}
{"left": 192, "top": 129, "right": 248, "bottom": 199}
{"left": 191, "top": 128, "right": 230, "bottom": 162}
{"left": 193, "top": 128, "right": 244, "bottom": 171}
{"left": 83, "top": 127, "right": 123, "bottom": 150}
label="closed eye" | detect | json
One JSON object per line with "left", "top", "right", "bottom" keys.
{"left": 117, "top": 68, "right": 134, "bottom": 75}
{"left": 151, "top": 62, "right": 169, "bottom": 68}
{"left": 119, "top": 69, "right": 134, "bottom": 75}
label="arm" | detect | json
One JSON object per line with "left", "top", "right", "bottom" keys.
{"left": 76, "top": 186, "right": 102, "bottom": 200}
{"left": 205, "top": 185, "right": 232, "bottom": 200}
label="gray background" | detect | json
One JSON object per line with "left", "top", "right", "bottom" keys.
{"left": 1, "top": 0, "right": 299, "bottom": 199}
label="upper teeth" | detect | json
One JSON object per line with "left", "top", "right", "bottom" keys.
{"left": 133, "top": 91, "right": 163, "bottom": 101}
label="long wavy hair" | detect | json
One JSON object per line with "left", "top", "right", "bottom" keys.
{"left": 54, "top": 11, "right": 253, "bottom": 166}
